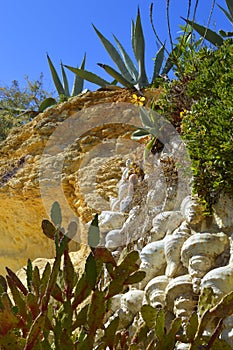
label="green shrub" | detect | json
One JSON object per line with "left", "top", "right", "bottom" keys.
{"left": 181, "top": 40, "right": 233, "bottom": 212}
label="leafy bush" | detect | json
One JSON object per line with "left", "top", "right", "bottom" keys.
{"left": 0, "top": 75, "right": 53, "bottom": 141}
{"left": 181, "top": 40, "right": 233, "bottom": 211}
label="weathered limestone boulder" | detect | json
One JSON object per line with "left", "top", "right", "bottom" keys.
{"left": 0, "top": 88, "right": 142, "bottom": 274}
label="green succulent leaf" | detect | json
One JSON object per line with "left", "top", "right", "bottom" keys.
{"left": 6, "top": 275, "right": 27, "bottom": 320}
{"left": 50, "top": 201, "right": 62, "bottom": 227}
{"left": 41, "top": 219, "right": 56, "bottom": 240}
{"left": 61, "top": 62, "right": 70, "bottom": 97}
{"left": 97, "top": 63, "right": 132, "bottom": 88}
{"left": 102, "top": 316, "right": 119, "bottom": 348}
{"left": 219, "top": 29, "right": 233, "bottom": 37}
{"left": 0, "top": 275, "right": 7, "bottom": 294}
{"left": 141, "top": 304, "right": 157, "bottom": 328}
{"left": 93, "top": 24, "right": 134, "bottom": 83}
{"left": 5, "top": 267, "right": 28, "bottom": 296}
{"left": 94, "top": 247, "right": 116, "bottom": 266}
{"left": 132, "top": 9, "right": 148, "bottom": 87}
{"left": 152, "top": 45, "right": 165, "bottom": 82}
{"left": 124, "top": 270, "right": 146, "bottom": 285}
{"left": 72, "top": 274, "right": 91, "bottom": 309}
{"left": 218, "top": 2, "right": 233, "bottom": 25}
{"left": 65, "top": 65, "right": 110, "bottom": 87}
{"left": 182, "top": 18, "right": 224, "bottom": 46}
{"left": 25, "top": 312, "right": 46, "bottom": 350}
{"left": 72, "top": 304, "right": 88, "bottom": 330}
{"left": 47, "top": 54, "right": 65, "bottom": 96}
{"left": 186, "top": 312, "right": 199, "bottom": 341}
{"left": 131, "top": 128, "right": 150, "bottom": 140}
{"left": 71, "top": 53, "right": 86, "bottom": 96}
{"left": 87, "top": 290, "right": 106, "bottom": 334}
{"left": 85, "top": 253, "right": 97, "bottom": 290}
{"left": 63, "top": 250, "right": 75, "bottom": 295}
{"left": 154, "top": 308, "right": 165, "bottom": 341}
{"left": 113, "top": 34, "right": 138, "bottom": 82}
{"left": 38, "top": 97, "right": 57, "bottom": 113}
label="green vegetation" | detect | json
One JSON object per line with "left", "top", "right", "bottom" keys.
{"left": 0, "top": 75, "right": 53, "bottom": 141}
{"left": 0, "top": 202, "right": 233, "bottom": 349}
{"left": 65, "top": 9, "right": 175, "bottom": 90}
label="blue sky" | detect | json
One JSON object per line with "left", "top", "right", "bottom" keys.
{"left": 0, "top": 0, "right": 231, "bottom": 93}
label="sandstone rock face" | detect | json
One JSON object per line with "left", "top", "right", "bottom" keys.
{"left": 0, "top": 89, "right": 143, "bottom": 274}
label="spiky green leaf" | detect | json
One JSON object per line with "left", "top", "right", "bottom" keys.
{"left": 97, "top": 63, "right": 132, "bottom": 88}
{"left": 152, "top": 45, "right": 165, "bottom": 82}
{"left": 113, "top": 34, "right": 138, "bottom": 82}
{"left": 182, "top": 18, "right": 224, "bottom": 46}
{"left": 131, "top": 128, "right": 150, "bottom": 140}
{"left": 71, "top": 53, "right": 86, "bottom": 96}
{"left": 61, "top": 62, "right": 70, "bottom": 97}
{"left": 47, "top": 54, "right": 65, "bottom": 96}
{"left": 65, "top": 65, "right": 110, "bottom": 87}
{"left": 93, "top": 25, "right": 134, "bottom": 82}
{"left": 38, "top": 97, "right": 57, "bottom": 113}
{"left": 85, "top": 253, "right": 97, "bottom": 290}
{"left": 5, "top": 267, "right": 28, "bottom": 296}
{"left": 133, "top": 9, "right": 148, "bottom": 86}
{"left": 25, "top": 312, "right": 46, "bottom": 350}
{"left": 218, "top": 2, "right": 233, "bottom": 25}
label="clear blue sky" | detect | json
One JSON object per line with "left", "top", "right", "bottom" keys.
{"left": 0, "top": 0, "right": 231, "bottom": 93}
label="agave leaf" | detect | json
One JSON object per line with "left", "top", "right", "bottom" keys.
{"left": 47, "top": 54, "right": 65, "bottom": 96}
{"left": 131, "top": 128, "right": 150, "bottom": 140}
{"left": 113, "top": 34, "right": 138, "bottom": 82}
{"left": 61, "top": 62, "right": 70, "bottom": 97}
{"left": 93, "top": 24, "right": 134, "bottom": 82}
{"left": 152, "top": 45, "right": 165, "bottom": 82}
{"left": 218, "top": 1, "right": 233, "bottom": 25}
{"left": 71, "top": 53, "right": 86, "bottom": 96}
{"left": 97, "top": 63, "right": 132, "bottom": 88}
{"left": 161, "top": 45, "right": 179, "bottom": 76}
{"left": 38, "top": 97, "right": 57, "bottom": 113}
{"left": 50, "top": 201, "right": 62, "bottom": 227}
{"left": 133, "top": 9, "right": 148, "bottom": 87}
{"left": 219, "top": 29, "right": 233, "bottom": 37}
{"left": 182, "top": 18, "right": 224, "bottom": 46}
{"left": 139, "top": 108, "right": 154, "bottom": 129}
{"left": 65, "top": 65, "right": 110, "bottom": 87}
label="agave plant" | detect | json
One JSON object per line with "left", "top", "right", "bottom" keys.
{"left": 182, "top": 0, "right": 233, "bottom": 47}
{"left": 47, "top": 53, "right": 86, "bottom": 99}
{"left": 65, "top": 9, "right": 175, "bottom": 90}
